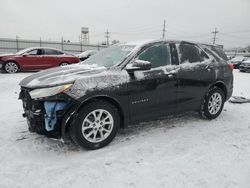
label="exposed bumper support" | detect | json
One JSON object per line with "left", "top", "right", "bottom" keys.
{"left": 44, "top": 101, "right": 67, "bottom": 132}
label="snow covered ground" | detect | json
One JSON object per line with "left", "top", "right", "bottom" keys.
{"left": 0, "top": 70, "right": 250, "bottom": 188}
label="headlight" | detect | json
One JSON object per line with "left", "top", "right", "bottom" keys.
{"left": 29, "top": 84, "right": 72, "bottom": 99}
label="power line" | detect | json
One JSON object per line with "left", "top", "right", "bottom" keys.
{"left": 112, "top": 30, "right": 161, "bottom": 35}
{"left": 220, "top": 32, "right": 250, "bottom": 40}
{"left": 221, "top": 29, "right": 250, "bottom": 34}
{"left": 104, "top": 29, "right": 110, "bottom": 46}
{"left": 162, "top": 20, "right": 166, "bottom": 39}
{"left": 123, "top": 24, "right": 162, "bottom": 31}
{"left": 211, "top": 28, "right": 219, "bottom": 45}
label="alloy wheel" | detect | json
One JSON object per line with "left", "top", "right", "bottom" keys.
{"left": 81, "top": 109, "right": 114, "bottom": 143}
{"left": 5, "top": 62, "right": 18, "bottom": 73}
{"left": 208, "top": 92, "right": 222, "bottom": 115}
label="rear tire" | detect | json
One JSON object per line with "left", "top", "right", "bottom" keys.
{"left": 69, "top": 101, "right": 120, "bottom": 150}
{"left": 4, "top": 61, "right": 19, "bottom": 73}
{"left": 199, "top": 87, "right": 225, "bottom": 119}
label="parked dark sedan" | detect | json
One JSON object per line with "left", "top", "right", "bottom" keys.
{"left": 0, "top": 47, "right": 80, "bottom": 73}
{"left": 230, "top": 56, "right": 249, "bottom": 69}
{"left": 19, "top": 40, "right": 233, "bottom": 150}
{"left": 239, "top": 59, "right": 250, "bottom": 72}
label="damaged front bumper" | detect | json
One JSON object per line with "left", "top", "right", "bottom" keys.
{"left": 19, "top": 87, "right": 79, "bottom": 139}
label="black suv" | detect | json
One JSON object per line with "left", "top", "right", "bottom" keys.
{"left": 19, "top": 40, "right": 233, "bottom": 150}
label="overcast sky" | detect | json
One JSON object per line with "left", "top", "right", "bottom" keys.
{"left": 0, "top": 0, "right": 250, "bottom": 48}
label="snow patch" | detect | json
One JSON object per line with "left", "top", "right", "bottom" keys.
{"left": 65, "top": 70, "right": 129, "bottom": 99}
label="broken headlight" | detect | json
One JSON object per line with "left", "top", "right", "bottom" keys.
{"left": 29, "top": 84, "right": 72, "bottom": 99}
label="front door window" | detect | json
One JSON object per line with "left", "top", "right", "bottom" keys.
{"left": 137, "top": 43, "right": 171, "bottom": 68}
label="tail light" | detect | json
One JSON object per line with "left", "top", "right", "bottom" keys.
{"left": 228, "top": 63, "right": 234, "bottom": 71}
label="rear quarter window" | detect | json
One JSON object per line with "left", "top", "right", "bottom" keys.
{"left": 211, "top": 47, "right": 228, "bottom": 61}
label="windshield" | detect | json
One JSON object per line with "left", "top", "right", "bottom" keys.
{"left": 81, "top": 44, "right": 136, "bottom": 68}
{"left": 16, "top": 48, "right": 31, "bottom": 55}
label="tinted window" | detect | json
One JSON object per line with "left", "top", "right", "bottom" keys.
{"left": 211, "top": 47, "right": 228, "bottom": 61}
{"left": 178, "top": 43, "right": 201, "bottom": 63}
{"left": 203, "top": 48, "right": 217, "bottom": 60}
{"left": 28, "top": 49, "right": 42, "bottom": 55}
{"left": 45, "top": 49, "right": 63, "bottom": 55}
{"left": 200, "top": 50, "right": 209, "bottom": 61}
{"left": 138, "top": 43, "right": 171, "bottom": 68}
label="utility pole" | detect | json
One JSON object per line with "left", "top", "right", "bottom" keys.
{"left": 61, "top": 37, "right": 64, "bottom": 50}
{"left": 39, "top": 37, "right": 42, "bottom": 47}
{"left": 105, "top": 29, "right": 110, "bottom": 46}
{"left": 16, "top": 35, "right": 19, "bottom": 52}
{"left": 212, "top": 28, "right": 219, "bottom": 45}
{"left": 162, "top": 20, "right": 166, "bottom": 39}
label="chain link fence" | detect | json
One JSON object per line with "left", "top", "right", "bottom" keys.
{"left": 0, "top": 37, "right": 106, "bottom": 54}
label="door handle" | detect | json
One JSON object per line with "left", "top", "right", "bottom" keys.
{"left": 167, "top": 73, "right": 174, "bottom": 78}
{"left": 165, "top": 69, "right": 178, "bottom": 78}
{"left": 205, "top": 65, "right": 212, "bottom": 72}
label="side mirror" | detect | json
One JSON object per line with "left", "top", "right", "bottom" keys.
{"left": 126, "top": 60, "right": 151, "bottom": 73}
{"left": 22, "top": 53, "right": 29, "bottom": 57}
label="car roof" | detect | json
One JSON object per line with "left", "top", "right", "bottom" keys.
{"left": 125, "top": 39, "right": 213, "bottom": 48}
{"left": 24, "top": 47, "right": 65, "bottom": 52}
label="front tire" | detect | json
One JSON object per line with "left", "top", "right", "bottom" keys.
{"left": 70, "top": 101, "right": 120, "bottom": 150}
{"left": 4, "top": 61, "right": 19, "bottom": 73}
{"left": 200, "top": 87, "right": 225, "bottom": 119}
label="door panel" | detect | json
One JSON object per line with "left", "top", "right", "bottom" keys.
{"left": 43, "top": 49, "right": 62, "bottom": 68}
{"left": 20, "top": 49, "right": 47, "bottom": 70}
{"left": 175, "top": 42, "right": 216, "bottom": 111}
{"left": 127, "top": 42, "right": 178, "bottom": 123}
{"left": 40, "top": 55, "right": 58, "bottom": 68}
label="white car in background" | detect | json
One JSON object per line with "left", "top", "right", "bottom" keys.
{"left": 77, "top": 50, "right": 97, "bottom": 61}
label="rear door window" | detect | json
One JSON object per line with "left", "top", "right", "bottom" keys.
{"left": 211, "top": 47, "right": 228, "bottom": 61}
{"left": 44, "top": 49, "right": 63, "bottom": 55}
{"left": 177, "top": 42, "right": 209, "bottom": 64}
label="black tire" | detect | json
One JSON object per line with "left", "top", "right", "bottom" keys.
{"left": 239, "top": 69, "right": 245, "bottom": 72}
{"left": 200, "top": 87, "right": 225, "bottom": 119}
{"left": 4, "top": 61, "right": 19, "bottom": 73}
{"left": 69, "top": 101, "right": 120, "bottom": 150}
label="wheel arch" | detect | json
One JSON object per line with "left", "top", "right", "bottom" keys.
{"left": 62, "top": 95, "right": 127, "bottom": 139}
{"left": 78, "top": 96, "right": 126, "bottom": 128}
{"left": 210, "top": 81, "right": 227, "bottom": 99}
{"left": 5, "top": 60, "right": 20, "bottom": 67}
